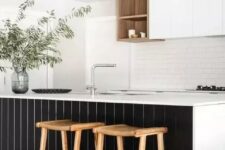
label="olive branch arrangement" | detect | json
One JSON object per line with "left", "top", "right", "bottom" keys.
{"left": 0, "top": 0, "right": 91, "bottom": 71}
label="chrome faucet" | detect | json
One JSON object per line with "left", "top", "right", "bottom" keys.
{"left": 87, "top": 64, "right": 117, "bottom": 96}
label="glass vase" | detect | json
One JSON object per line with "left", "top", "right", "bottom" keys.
{"left": 11, "top": 67, "right": 29, "bottom": 94}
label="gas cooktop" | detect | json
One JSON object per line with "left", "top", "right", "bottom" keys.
{"left": 196, "top": 85, "right": 225, "bottom": 91}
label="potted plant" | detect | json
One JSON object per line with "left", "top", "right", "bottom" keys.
{"left": 0, "top": 0, "right": 91, "bottom": 93}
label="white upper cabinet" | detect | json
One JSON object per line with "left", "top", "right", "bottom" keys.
{"left": 170, "top": 0, "right": 193, "bottom": 38}
{"left": 149, "top": 0, "right": 193, "bottom": 39}
{"left": 118, "top": 0, "right": 224, "bottom": 42}
{"left": 149, "top": 0, "right": 172, "bottom": 39}
{"left": 149, "top": 0, "right": 224, "bottom": 39}
{"left": 193, "top": 0, "right": 222, "bottom": 36}
{"left": 223, "top": 0, "right": 225, "bottom": 34}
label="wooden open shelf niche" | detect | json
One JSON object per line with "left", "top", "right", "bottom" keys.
{"left": 118, "top": 18, "right": 147, "bottom": 39}
{"left": 118, "top": 0, "right": 147, "bottom": 16}
{"left": 117, "top": 0, "right": 149, "bottom": 42}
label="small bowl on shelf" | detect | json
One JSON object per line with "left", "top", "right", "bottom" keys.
{"left": 130, "top": 34, "right": 139, "bottom": 38}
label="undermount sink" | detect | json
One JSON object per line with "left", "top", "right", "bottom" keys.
{"left": 98, "top": 90, "right": 162, "bottom": 95}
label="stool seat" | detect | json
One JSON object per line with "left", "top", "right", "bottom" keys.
{"left": 94, "top": 124, "right": 168, "bottom": 150}
{"left": 36, "top": 120, "right": 105, "bottom": 150}
{"left": 36, "top": 120, "right": 76, "bottom": 131}
{"left": 94, "top": 124, "right": 168, "bottom": 137}
{"left": 94, "top": 124, "right": 139, "bottom": 137}
{"left": 36, "top": 120, "right": 104, "bottom": 131}
{"left": 71, "top": 122, "right": 105, "bottom": 131}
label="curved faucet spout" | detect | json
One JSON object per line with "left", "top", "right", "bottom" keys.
{"left": 92, "top": 64, "right": 117, "bottom": 69}
{"left": 87, "top": 63, "right": 117, "bottom": 96}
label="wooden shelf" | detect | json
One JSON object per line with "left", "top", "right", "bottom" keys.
{"left": 118, "top": 38, "right": 164, "bottom": 43}
{"left": 119, "top": 14, "right": 147, "bottom": 20}
{"left": 118, "top": 0, "right": 147, "bottom": 17}
{"left": 117, "top": 0, "right": 165, "bottom": 42}
{"left": 117, "top": 0, "right": 149, "bottom": 42}
{"left": 118, "top": 19, "right": 147, "bottom": 40}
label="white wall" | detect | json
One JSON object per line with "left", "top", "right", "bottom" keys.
{"left": 53, "top": 0, "right": 128, "bottom": 92}
{"left": 88, "top": 0, "right": 116, "bottom": 17}
{"left": 53, "top": 18, "right": 86, "bottom": 92}
{"left": 0, "top": 0, "right": 66, "bottom": 16}
{"left": 52, "top": 1, "right": 90, "bottom": 92}
{"left": 85, "top": 17, "right": 130, "bottom": 91}
{"left": 0, "top": 1, "right": 55, "bottom": 92}
{"left": 0, "top": 0, "right": 89, "bottom": 92}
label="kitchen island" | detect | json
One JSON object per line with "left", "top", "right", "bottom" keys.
{"left": 0, "top": 92, "right": 224, "bottom": 150}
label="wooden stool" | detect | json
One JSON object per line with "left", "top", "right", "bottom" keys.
{"left": 93, "top": 124, "right": 168, "bottom": 150}
{"left": 70, "top": 122, "right": 105, "bottom": 150}
{"left": 36, "top": 120, "right": 105, "bottom": 150}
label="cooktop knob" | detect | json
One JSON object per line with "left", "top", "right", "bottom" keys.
{"left": 197, "top": 85, "right": 203, "bottom": 90}
{"left": 211, "top": 85, "right": 216, "bottom": 90}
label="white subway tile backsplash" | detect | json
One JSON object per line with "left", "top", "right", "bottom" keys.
{"left": 131, "top": 37, "right": 225, "bottom": 90}
{"left": 84, "top": 17, "right": 225, "bottom": 91}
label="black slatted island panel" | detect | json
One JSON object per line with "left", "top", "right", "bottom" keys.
{"left": 0, "top": 98, "right": 193, "bottom": 150}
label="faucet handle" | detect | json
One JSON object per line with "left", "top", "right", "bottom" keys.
{"left": 86, "top": 85, "right": 97, "bottom": 95}
{"left": 86, "top": 85, "right": 96, "bottom": 90}
{"left": 86, "top": 85, "right": 91, "bottom": 90}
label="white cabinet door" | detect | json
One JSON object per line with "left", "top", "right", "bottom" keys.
{"left": 223, "top": 0, "right": 225, "bottom": 34}
{"left": 149, "top": 0, "right": 172, "bottom": 39}
{"left": 194, "top": 105, "right": 225, "bottom": 150}
{"left": 149, "top": 0, "right": 192, "bottom": 38}
{"left": 193, "top": 0, "right": 222, "bottom": 36}
{"left": 170, "top": 0, "right": 192, "bottom": 38}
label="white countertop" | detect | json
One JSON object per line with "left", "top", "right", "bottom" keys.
{"left": 1, "top": 91, "right": 225, "bottom": 106}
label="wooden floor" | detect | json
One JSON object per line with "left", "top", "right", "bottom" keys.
{"left": 0, "top": 98, "right": 193, "bottom": 150}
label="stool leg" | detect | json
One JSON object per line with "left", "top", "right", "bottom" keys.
{"left": 61, "top": 131, "right": 68, "bottom": 150}
{"left": 94, "top": 133, "right": 98, "bottom": 149}
{"left": 157, "top": 133, "right": 165, "bottom": 150}
{"left": 73, "top": 130, "right": 82, "bottom": 150}
{"left": 117, "top": 136, "right": 124, "bottom": 150}
{"left": 138, "top": 136, "right": 147, "bottom": 150}
{"left": 96, "top": 133, "right": 104, "bottom": 150}
{"left": 40, "top": 128, "right": 48, "bottom": 150}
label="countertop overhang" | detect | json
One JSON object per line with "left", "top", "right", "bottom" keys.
{"left": 1, "top": 92, "right": 225, "bottom": 106}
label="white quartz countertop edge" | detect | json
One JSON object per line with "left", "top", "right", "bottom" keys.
{"left": 1, "top": 92, "right": 225, "bottom": 107}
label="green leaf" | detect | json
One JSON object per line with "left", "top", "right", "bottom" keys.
{"left": 0, "top": 0, "right": 91, "bottom": 70}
